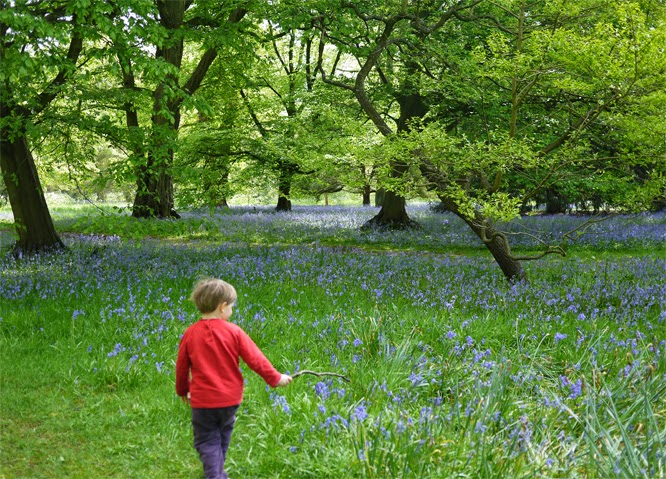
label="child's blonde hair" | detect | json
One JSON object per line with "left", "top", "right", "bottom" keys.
{"left": 190, "top": 278, "right": 237, "bottom": 313}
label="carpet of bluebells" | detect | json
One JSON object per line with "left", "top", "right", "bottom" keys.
{"left": 1, "top": 205, "right": 665, "bottom": 478}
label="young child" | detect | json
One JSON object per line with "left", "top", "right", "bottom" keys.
{"left": 176, "top": 278, "right": 292, "bottom": 479}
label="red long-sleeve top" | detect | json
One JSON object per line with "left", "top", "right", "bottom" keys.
{"left": 175, "top": 319, "right": 282, "bottom": 408}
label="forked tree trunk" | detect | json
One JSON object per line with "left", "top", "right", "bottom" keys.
{"left": 131, "top": 1, "right": 244, "bottom": 219}
{"left": 0, "top": 133, "right": 65, "bottom": 253}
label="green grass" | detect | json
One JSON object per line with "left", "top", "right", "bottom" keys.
{"left": 1, "top": 205, "right": 665, "bottom": 478}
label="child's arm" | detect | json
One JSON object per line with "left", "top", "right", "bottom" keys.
{"left": 237, "top": 329, "right": 290, "bottom": 387}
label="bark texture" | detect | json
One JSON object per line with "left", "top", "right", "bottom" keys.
{"left": 433, "top": 195, "right": 526, "bottom": 282}
{"left": 0, "top": 132, "right": 65, "bottom": 253}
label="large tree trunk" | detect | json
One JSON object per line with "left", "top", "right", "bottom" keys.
{"left": 132, "top": 120, "right": 179, "bottom": 218}
{"left": 0, "top": 132, "right": 64, "bottom": 253}
{"left": 132, "top": 4, "right": 184, "bottom": 219}
{"left": 374, "top": 188, "right": 385, "bottom": 207}
{"left": 276, "top": 168, "right": 292, "bottom": 212}
{"left": 131, "top": 0, "right": 185, "bottom": 219}
{"left": 362, "top": 188, "right": 419, "bottom": 229}
{"left": 129, "top": 5, "right": 246, "bottom": 218}
{"left": 365, "top": 169, "right": 410, "bottom": 227}
{"left": 132, "top": 156, "right": 177, "bottom": 218}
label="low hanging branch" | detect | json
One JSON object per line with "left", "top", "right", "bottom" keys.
{"left": 473, "top": 212, "right": 611, "bottom": 262}
{"left": 292, "top": 370, "right": 351, "bottom": 383}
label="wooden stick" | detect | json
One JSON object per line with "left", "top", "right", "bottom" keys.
{"left": 292, "top": 369, "right": 350, "bottom": 383}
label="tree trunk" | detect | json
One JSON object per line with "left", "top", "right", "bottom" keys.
{"left": 374, "top": 188, "right": 385, "bottom": 207}
{"left": 463, "top": 217, "right": 526, "bottom": 282}
{"left": 0, "top": 14, "right": 83, "bottom": 254}
{"left": 544, "top": 188, "right": 567, "bottom": 214}
{"left": 433, "top": 194, "right": 525, "bottom": 282}
{"left": 132, "top": 149, "right": 179, "bottom": 218}
{"left": 132, "top": 156, "right": 159, "bottom": 218}
{"left": 364, "top": 75, "right": 427, "bottom": 229}
{"left": 131, "top": 128, "right": 180, "bottom": 220}
{"left": 362, "top": 184, "right": 371, "bottom": 205}
{"left": 0, "top": 132, "right": 64, "bottom": 254}
{"left": 276, "top": 178, "right": 292, "bottom": 211}
{"left": 217, "top": 167, "right": 230, "bottom": 208}
{"left": 130, "top": 0, "right": 190, "bottom": 219}
{"left": 362, "top": 188, "right": 419, "bottom": 230}
{"left": 276, "top": 195, "right": 291, "bottom": 211}
{"left": 132, "top": 29, "right": 182, "bottom": 220}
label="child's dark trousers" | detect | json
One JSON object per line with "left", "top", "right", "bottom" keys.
{"left": 191, "top": 405, "right": 239, "bottom": 479}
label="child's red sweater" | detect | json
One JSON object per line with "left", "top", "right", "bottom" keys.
{"left": 176, "top": 319, "right": 282, "bottom": 408}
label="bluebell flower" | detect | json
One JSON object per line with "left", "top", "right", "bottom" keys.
{"left": 270, "top": 393, "right": 291, "bottom": 414}
{"left": 352, "top": 404, "right": 368, "bottom": 422}
{"left": 315, "top": 381, "right": 330, "bottom": 400}
{"left": 569, "top": 379, "right": 583, "bottom": 399}
{"left": 396, "top": 420, "right": 406, "bottom": 433}
{"left": 107, "top": 343, "right": 124, "bottom": 357}
{"left": 554, "top": 332, "right": 567, "bottom": 343}
{"left": 409, "top": 372, "right": 423, "bottom": 386}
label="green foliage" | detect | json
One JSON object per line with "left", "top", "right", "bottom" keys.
{"left": 3, "top": 0, "right": 664, "bottom": 249}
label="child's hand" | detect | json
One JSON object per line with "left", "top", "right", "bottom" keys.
{"left": 277, "top": 374, "right": 292, "bottom": 387}
{"left": 180, "top": 392, "right": 191, "bottom": 406}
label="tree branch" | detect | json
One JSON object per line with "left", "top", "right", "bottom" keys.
{"left": 34, "top": 21, "right": 84, "bottom": 115}
{"left": 239, "top": 89, "right": 269, "bottom": 137}
{"left": 180, "top": 8, "right": 247, "bottom": 98}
